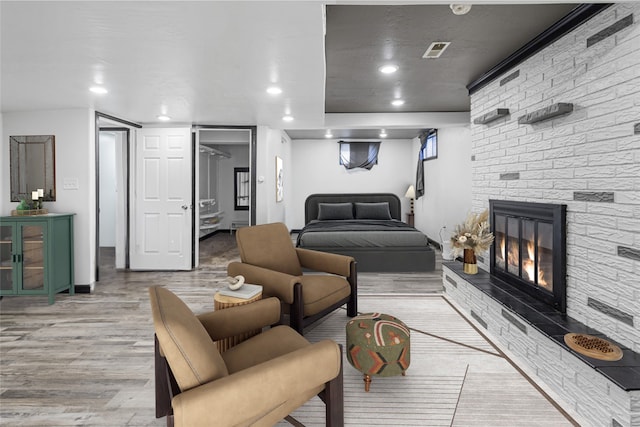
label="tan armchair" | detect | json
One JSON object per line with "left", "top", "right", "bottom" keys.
{"left": 149, "top": 286, "right": 344, "bottom": 427}
{"left": 227, "top": 222, "right": 357, "bottom": 334}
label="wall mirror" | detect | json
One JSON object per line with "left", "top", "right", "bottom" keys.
{"left": 10, "top": 135, "right": 56, "bottom": 202}
{"left": 234, "top": 167, "right": 249, "bottom": 210}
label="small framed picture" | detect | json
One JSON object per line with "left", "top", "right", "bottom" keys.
{"left": 275, "top": 156, "right": 283, "bottom": 202}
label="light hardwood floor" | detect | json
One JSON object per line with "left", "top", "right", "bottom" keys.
{"left": 0, "top": 234, "right": 573, "bottom": 426}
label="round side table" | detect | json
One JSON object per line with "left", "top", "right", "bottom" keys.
{"left": 213, "top": 290, "right": 262, "bottom": 352}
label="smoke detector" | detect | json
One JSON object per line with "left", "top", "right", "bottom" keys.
{"left": 450, "top": 4, "right": 472, "bottom": 15}
{"left": 422, "top": 41, "right": 451, "bottom": 59}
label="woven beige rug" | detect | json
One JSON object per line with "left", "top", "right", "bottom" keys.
{"left": 278, "top": 295, "right": 574, "bottom": 427}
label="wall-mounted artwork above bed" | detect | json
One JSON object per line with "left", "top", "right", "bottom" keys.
{"left": 297, "top": 193, "right": 436, "bottom": 272}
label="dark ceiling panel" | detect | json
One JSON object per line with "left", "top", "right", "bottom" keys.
{"left": 325, "top": 4, "right": 577, "bottom": 114}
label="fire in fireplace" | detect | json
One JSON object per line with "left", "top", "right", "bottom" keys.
{"left": 490, "top": 200, "right": 567, "bottom": 313}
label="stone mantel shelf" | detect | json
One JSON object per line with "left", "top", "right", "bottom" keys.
{"left": 443, "top": 261, "right": 640, "bottom": 391}
{"left": 473, "top": 108, "right": 510, "bottom": 125}
{"left": 518, "top": 102, "right": 574, "bottom": 124}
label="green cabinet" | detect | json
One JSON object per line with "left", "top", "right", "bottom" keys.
{"left": 0, "top": 213, "right": 74, "bottom": 304}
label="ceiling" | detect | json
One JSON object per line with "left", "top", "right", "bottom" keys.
{"left": 324, "top": 3, "right": 576, "bottom": 113}
{"left": 1, "top": 1, "right": 581, "bottom": 140}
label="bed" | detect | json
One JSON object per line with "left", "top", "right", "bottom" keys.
{"left": 296, "top": 193, "right": 436, "bottom": 272}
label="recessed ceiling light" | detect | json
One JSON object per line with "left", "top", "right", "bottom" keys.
{"left": 266, "top": 86, "right": 282, "bottom": 95}
{"left": 157, "top": 115, "right": 171, "bottom": 121}
{"left": 282, "top": 115, "right": 294, "bottom": 122}
{"left": 378, "top": 64, "right": 399, "bottom": 74}
{"left": 391, "top": 99, "right": 405, "bottom": 106}
{"left": 379, "top": 129, "right": 388, "bottom": 138}
{"left": 89, "top": 86, "right": 108, "bottom": 94}
{"left": 325, "top": 130, "right": 333, "bottom": 138}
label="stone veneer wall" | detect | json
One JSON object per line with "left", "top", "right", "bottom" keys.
{"left": 470, "top": 3, "right": 640, "bottom": 351}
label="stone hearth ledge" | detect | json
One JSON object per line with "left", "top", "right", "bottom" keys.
{"left": 442, "top": 261, "right": 640, "bottom": 427}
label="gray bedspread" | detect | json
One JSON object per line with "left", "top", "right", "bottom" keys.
{"left": 296, "top": 219, "right": 429, "bottom": 248}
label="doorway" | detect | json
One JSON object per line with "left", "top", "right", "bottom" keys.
{"left": 94, "top": 111, "right": 140, "bottom": 282}
{"left": 194, "top": 126, "right": 255, "bottom": 268}
{"left": 94, "top": 119, "right": 257, "bottom": 276}
{"left": 97, "top": 128, "right": 129, "bottom": 271}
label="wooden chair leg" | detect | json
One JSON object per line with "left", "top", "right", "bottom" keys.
{"left": 155, "top": 335, "right": 180, "bottom": 420}
{"left": 347, "top": 262, "right": 358, "bottom": 317}
{"left": 291, "top": 283, "right": 304, "bottom": 335}
{"left": 155, "top": 335, "right": 172, "bottom": 419}
{"left": 322, "top": 345, "right": 344, "bottom": 427}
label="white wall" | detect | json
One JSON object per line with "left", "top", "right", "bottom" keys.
{"left": 255, "top": 126, "right": 269, "bottom": 225}
{"left": 0, "top": 114, "right": 3, "bottom": 212}
{"left": 2, "top": 109, "right": 95, "bottom": 286}
{"left": 414, "top": 127, "right": 473, "bottom": 245}
{"left": 99, "top": 132, "right": 116, "bottom": 247}
{"left": 255, "top": 126, "right": 291, "bottom": 226}
{"left": 289, "top": 138, "right": 415, "bottom": 229}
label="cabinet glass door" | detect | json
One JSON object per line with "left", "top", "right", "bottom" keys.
{"left": 0, "top": 225, "right": 14, "bottom": 291}
{"left": 21, "top": 225, "right": 45, "bottom": 292}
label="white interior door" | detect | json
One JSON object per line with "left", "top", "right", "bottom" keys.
{"left": 130, "top": 127, "right": 192, "bottom": 270}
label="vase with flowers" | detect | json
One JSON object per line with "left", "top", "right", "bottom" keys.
{"left": 451, "top": 209, "right": 494, "bottom": 274}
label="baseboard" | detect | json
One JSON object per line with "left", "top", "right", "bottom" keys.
{"left": 74, "top": 284, "right": 93, "bottom": 294}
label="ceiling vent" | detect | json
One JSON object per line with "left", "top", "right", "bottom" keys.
{"left": 422, "top": 41, "right": 451, "bottom": 59}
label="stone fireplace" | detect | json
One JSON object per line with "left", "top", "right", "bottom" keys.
{"left": 489, "top": 200, "right": 566, "bottom": 313}
{"left": 443, "top": 3, "right": 640, "bottom": 426}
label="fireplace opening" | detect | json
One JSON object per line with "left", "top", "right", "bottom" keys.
{"left": 490, "top": 200, "right": 567, "bottom": 313}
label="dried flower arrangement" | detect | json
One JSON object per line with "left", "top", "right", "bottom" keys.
{"left": 451, "top": 209, "right": 495, "bottom": 257}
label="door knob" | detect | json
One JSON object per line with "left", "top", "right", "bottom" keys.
{"left": 181, "top": 205, "right": 189, "bottom": 210}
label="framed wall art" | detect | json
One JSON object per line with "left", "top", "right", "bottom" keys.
{"left": 275, "top": 156, "right": 283, "bottom": 202}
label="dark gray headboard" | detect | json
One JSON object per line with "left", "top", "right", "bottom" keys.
{"left": 304, "top": 193, "right": 402, "bottom": 224}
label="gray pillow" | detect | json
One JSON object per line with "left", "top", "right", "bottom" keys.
{"left": 317, "top": 203, "right": 354, "bottom": 220}
{"left": 354, "top": 202, "right": 392, "bottom": 220}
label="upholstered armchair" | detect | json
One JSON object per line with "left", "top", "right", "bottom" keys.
{"left": 149, "top": 286, "right": 344, "bottom": 427}
{"left": 227, "top": 222, "right": 357, "bottom": 334}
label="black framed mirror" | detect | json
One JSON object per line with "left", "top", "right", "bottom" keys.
{"left": 234, "top": 167, "right": 249, "bottom": 210}
{"left": 10, "top": 135, "right": 56, "bottom": 202}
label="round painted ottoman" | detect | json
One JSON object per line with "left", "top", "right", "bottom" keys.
{"left": 346, "top": 312, "right": 410, "bottom": 392}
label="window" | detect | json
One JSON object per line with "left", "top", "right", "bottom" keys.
{"left": 234, "top": 167, "right": 249, "bottom": 210}
{"left": 420, "top": 130, "right": 437, "bottom": 161}
{"left": 339, "top": 141, "right": 380, "bottom": 170}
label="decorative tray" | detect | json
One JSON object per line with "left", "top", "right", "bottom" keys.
{"left": 11, "top": 209, "right": 49, "bottom": 216}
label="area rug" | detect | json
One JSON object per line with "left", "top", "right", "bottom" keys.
{"left": 277, "top": 295, "right": 574, "bottom": 427}
{"left": 198, "top": 236, "right": 575, "bottom": 426}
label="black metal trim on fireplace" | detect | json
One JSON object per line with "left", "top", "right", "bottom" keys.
{"left": 489, "top": 200, "right": 567, "bottom": 313}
